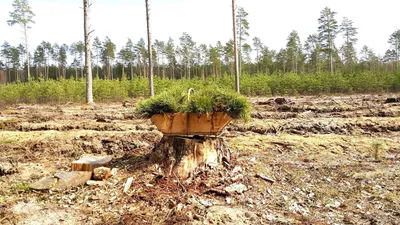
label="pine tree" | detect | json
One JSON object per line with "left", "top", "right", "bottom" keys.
{"left": 252, "top": 37, "right": 263, "bottom": 73}
{"left": 340, "top": 17, "right": 358, "bottom": 66}
{"left": 285, "top": 30, "right": 303, "bottom": 74}
{"left": 7, "top": 0, "right": 35, "bottom": 80}
{"left": 93, "top": 37, "right": 102, "bottom": 78}
{"left": 318, "top": 7, "right": 338, "bottom": 73}
{"left": 236, "top": 6, "right": 249, "bottom": 76}
{"left": 179, "top": 32, "right": 196, "bottom": 79}
{"left": 387, "top": 30, "right": 400, "bottom": 69}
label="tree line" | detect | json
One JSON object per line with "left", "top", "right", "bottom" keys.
{"left": 1, "top": 6, "right": 400, "bottom": 84}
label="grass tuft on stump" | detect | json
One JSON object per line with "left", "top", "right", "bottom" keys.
{"left": 136, "top": 86, "right": 251, "bottom": 122}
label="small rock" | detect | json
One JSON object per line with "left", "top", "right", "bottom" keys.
{"left": 226, "top": 197, "right": 232, "bottom": 204}
{"left": 111, "top": 168, "right": 118, "bottom": 176}
{"left": 199, "top": 199, "right": 213, "bottom": 208}
{"left": 225, "top": 183, "right": 248, "bottom": 195}
{"left": 93, "top": 167, "right": 111, "bottom": 180}
{"left": 232, "top": 166, "right": 242, "bottom": 174}
{"left": 144, "top": 183, "right": 154, "bottom": 187}
{"left": 247, "top": 198, "right": 254, "bottom": 204}
{"left": 177, "top": 203, "right": 184, "bottom": 211}
{"left": 231, "top": 174, "right": 244, "bottom": 182}
{"left": 0, "top": 159, "right": 17, "bottom": 176}
{"left": 263, "top": 214, "right": 276, "bottom": 221}
{"left": 325, "top": 200, "right": 341, "bottom": 208}
{"left": 86, "top": 180, "right": 105, "bottom": 186}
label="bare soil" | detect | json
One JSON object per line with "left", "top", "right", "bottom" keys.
{"left": 0, "top": 94, "right": 399, "bottom": 225}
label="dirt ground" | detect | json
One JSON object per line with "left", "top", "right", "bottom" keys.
{"left": 0, "top": 94, "right": 399, "bottom": 225}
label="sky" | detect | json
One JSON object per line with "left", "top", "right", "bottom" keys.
{"left": 0, "top": 0, "right": 399, "bottom": 58}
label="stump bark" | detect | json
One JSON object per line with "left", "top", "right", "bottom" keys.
{"left": 151, "top": 136, "right": 231, "bottom": 178}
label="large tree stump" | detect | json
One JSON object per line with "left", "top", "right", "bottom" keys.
{"left": 151, "top": 136, "right": 231, "bottom": 178}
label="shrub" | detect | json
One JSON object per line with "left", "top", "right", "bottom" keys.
{"left": 0, "top": 71, "right": 399, "bottom": 105}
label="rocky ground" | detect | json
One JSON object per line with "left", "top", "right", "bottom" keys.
{"left": 0, "top": 94, "right": 399, "bottom": 225}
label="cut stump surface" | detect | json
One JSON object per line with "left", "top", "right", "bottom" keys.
{"left": 72, "top": 155, "right": 112, "bottom": 172}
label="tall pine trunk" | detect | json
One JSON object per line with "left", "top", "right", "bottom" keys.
{"left": 130, "top": 62, "right": 133, "bottom": 80}
{"left": 84, "top": 0, "right": 93, "bottom": 104}
{"left": 24, "top": 24, "right": 30, "bottom": 81}
{"left": 146, "top": 0, "right": 154, "bottom": 96}
{"left": 232, "top": 0, "right": 240, "bottom": 93}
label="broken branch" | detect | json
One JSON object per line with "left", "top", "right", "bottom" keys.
{"left": 255, "top": 173, "right": 276, "bottom": 184}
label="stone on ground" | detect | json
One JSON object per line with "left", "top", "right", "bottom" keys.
{"left": 30, "top": 176, "right": 58, "bottom": 190}
{"left": 52, "top": 171, "right": 92, "bottom": 191}
{"left": 93, "top": 167, "right": 111, "bottom": 180}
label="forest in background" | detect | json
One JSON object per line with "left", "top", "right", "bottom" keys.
{"left": 1, "top": 72, "right": 399, "bottom": 104}
{"left": 1, "top": 5, "right": 400, "bottom": 103}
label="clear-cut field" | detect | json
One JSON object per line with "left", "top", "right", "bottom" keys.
{"left": 0, "top": 94, "right": 399, "bottom": 225}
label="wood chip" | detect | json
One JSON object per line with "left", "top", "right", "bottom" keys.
{"left": 123, "top": 177, "right": 133, "bottom": 193}
{"left": 86, "top": 180, "right": 105, "bottom": 186}
{"left": 255, "top": 173, "right": 276, "bottom": 184}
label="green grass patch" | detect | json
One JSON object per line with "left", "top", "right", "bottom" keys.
{"left": 14, "top": 183, "right": 30, "bottom": 192}
{"left": 0, "top": 138, "right": 18, "bottom": 144}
